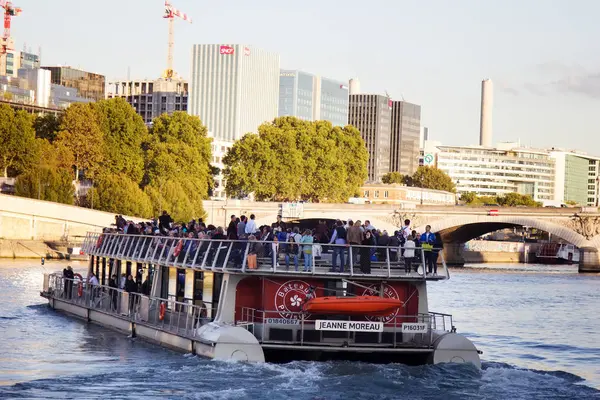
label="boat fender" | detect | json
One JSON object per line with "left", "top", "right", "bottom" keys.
{"left": 96, "top": 235, "right": 104, "bottom": 249}
{"left": 173, "top": 240, "right": 183, "bottom": 257}
{"left": 159, "top": 302, "right": 166, "bottom": 321}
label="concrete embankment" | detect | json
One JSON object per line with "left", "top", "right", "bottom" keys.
{"left": 0, "top": 239, "right": 84, "bottom": 259}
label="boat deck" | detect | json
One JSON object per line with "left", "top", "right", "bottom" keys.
{"left": 81, "top": 233, "right": 449, "bottom": 281}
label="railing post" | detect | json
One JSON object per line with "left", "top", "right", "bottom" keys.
{"left": 241, "top": 243, "right": 249, "bottom": 272}
{"left": 349, "top": 245, "right": 354, "bottom": 276}
{"left": 386, "top": 248, "right": 391, "bottom": 278}
{"left": 200, "top": 242, "right": 213, "bottom": 270}
{"left": 180, "top": 238, "right": 192, "bottom": 267}
{"left": 221, "top": 242, "right": 233, "bottom": 272}
{"left": 421, "top": 248, "right": 426, "bottom": 279}
{"left": 189, "top": 239, "right": 202, "bottom": 268}
{"left": 311, "top": 244, "right": 316, "bottom": 275}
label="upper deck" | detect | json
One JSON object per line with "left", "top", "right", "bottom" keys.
{"left": 82, "top": 232, "right": 449, "bottom": 282}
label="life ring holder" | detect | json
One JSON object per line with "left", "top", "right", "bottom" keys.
{"left": 173, "top": 240, "right": 183, "bottom": 258}
{"left": 96, "top": 234, "right": 104, "bottom": 249}
{"left": 74, "top": 273, "right": 84, "bottom": 297}
{"left": 159, "top": 302, "right": 166, "bottom": 321}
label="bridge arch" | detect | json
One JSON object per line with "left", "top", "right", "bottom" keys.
{"left": 423, "top": 215, "right": 589, "bottom": 247}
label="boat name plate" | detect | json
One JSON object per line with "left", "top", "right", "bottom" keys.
{"left": 315, "top": 320, "right": 383, "bottom": 332}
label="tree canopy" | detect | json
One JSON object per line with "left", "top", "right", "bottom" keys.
{"left": 14, "top": 166, "right": 74, "bottom": 204}
{"left": 460, "top": 191, "right": 541, "bottom": 207}
{"left": 411, "top": 166, "right": 456, "bottom": 193}
{"left": 382, "top": 171, "right": 410, "bottom": 185}
{"left": 0, "top": 105, "right": 36, "bottom": 177}
{"left": 223, "top": 117, "right": 368, "bottom": 202}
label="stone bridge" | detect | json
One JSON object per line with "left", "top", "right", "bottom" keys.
{"left": 206, "top": 200, "right": 600, "bottom": 273}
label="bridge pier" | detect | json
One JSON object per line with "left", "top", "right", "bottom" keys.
{"left": 579, "top": 247, "right": 600, "bottom": 273}
{"left": 442, "top": 244, "right": 465, "bottom": 267}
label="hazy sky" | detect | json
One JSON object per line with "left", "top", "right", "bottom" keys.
{"left": 13, "top": 0, "right": 600, "bottom": 151}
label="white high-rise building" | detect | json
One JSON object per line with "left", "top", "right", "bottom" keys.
{"left": 189, "top": 44, "right": 280, "bottom": 141}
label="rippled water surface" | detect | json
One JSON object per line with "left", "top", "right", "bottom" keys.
{"left": 0, "top": 260, "right": 599, "bottom": 399}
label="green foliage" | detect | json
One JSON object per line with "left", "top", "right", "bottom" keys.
{"left": 223, "top": 117, "right": 368, "bottom": 202}
{"left": 14, "top": 166, "right": 74, "bottom": 204}
{"left": 0, "top": 105, "right": 36, "bottom": 177}
{"left": 55, "top": 103, "right": 103, "bottom": 181}
{"left": 87, "top": 174, "right": 153, "bottom": 218}
{"left": 34, "top": 113, "right": 60, "bottom": 143}
{"left": 382, "top": 171, "right": 410, "bottom": 185}
{"left": 412, "top": 166, "right": 456, "bottom": 193}
{"left": 95, "top": 98, "right": 148, "bottom": 184}
{"left": 460, "top": 191, "right": 541, "bottom": 207}
{"left": 143, "top": 112, "right": 211, "bottom": 219}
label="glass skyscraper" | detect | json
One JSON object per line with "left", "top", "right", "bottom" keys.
{"left": 278, "top": 70, "right": 348, "bottom": 127}
{"left": 390, "top": 101, "right": 421, "bottom": 175}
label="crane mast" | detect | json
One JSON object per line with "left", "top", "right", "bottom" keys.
{"left": 163, "top": 1, "right": 191, "bottom": 80}
{"left": 0, "top": 0, "right": 21, "bottom": 55}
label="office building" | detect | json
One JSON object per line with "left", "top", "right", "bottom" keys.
{"left": 551, "top": 151, "right": 600, "bottom": 206}
{"left": 189, "top": 44, "right": 280, "bottom": 141}
{"left": 107, "top": 78, "right": 188, "bottom": 125}
{"left": 208, "top": 133, "right": 233, "bottom": 200}
{"left": 359, "top": 184, "right": 455, "bottom": 205}
{"left": 479, "top": 79, "right": 493, "bottom": 147}
{"left": 0, "top": 50, "right": 40, "bottom": 77}
{"left": 278, "top": 70, "right": 348, "bottom": 127}
{"left": 434, "top": 142, "right": 555, "bottom": 202}
{"left": 390, "top": 101, "right": 421, "bottom": 175}
{"left": 41, "top": 66, "right": 105, "bottom": 102}
{"left": 349, "top": 93, "right": 392, "bottom": 182}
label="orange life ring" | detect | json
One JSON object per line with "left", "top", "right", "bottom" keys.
{"left": 96, "top": 235, "right": 104, "bottom": 249}
{"left": 159, "top": 303, "right": 166, "bottom": 321}
{"left": 77, "top": 282, "right": 83, "bottom": 297}
{"left": 173, "top": 240, "right": 183, "bottom": 257}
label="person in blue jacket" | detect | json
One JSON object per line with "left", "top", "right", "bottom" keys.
{"left": 420, "top": 225, "right": 436, "bottom": 275}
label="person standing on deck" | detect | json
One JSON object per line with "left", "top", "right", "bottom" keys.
{"left": 360, "top": 231, "right": 374, "bottom": 274}
{"left": 403, "top": 234, "right": 416, "bottom": 274}
{"left": 432, "top": 232, "right": 444, "bottom": 275}
{"left": 237, "top": 216, "right": 247, "bottom": 239}
{"left": 125, "top": 275, "right": 138, "bottom": 316}
{"left": 300, "top": 230, "right": 314, "bottom": 272}
{"left": 108, "top": 274, "right": 118, "bottom": 311}
{"left": 159, "top": 211, "right": 173, "bottom": 234}
{"left": 420, "top": 225, "right": 436, "bottom": 275}
{"left": 227, "top": 215, "right": 238, "bottom": 240}
{"left": 63, "top": 266, "right": 74, "bottom": 299}
{"left": 329, "top": 220, "right": 347, "bottom": 272}
{"left": 346, "top": 220, "right": 362, "bottom": 269}
{"left": 245, "top": 214, "right": 257, "bottom": 235}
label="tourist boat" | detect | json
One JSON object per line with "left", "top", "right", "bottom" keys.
{"left": 40, "top": 232, "right": 481, "bottom": 368}
{"left": 302, "top": 296, "right": 403, "bottom": 316}
{"left": 536, "top": 243, "right": 579, "bottom": 264}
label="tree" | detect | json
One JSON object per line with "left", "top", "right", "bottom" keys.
{"left": 87, "top": 174, "right": 153, "bottom": 218}
{"left": 223, "top": 117, "right": 368, "bottom": 202}
{"left": 54, "top": 103, "right": 104, "bottom": 181}
{"left": 34, "top": 113, "right": 61, "bottom": 143}
{"left": 14, "top": 167, "right": 74, "bottom": 204}
{"left": 0, "top": 105, "right": 36, "bottom": 177}
{"left": 411, "top": 166, "right": 456, "bottom": 193}
{"left": 497, "top": 192, "right": 541, "bottom": 207}
{"left": 382, "top": 171, "right": 407, "bottom": 184}
{"left": 143, "top": 112, "right": 212, "bottom": 220}
{"left": 95, "top": 98, "right": 148, "bottom": 184}
{"left": 460, "top": 191, "right": 477, "bottom": 204}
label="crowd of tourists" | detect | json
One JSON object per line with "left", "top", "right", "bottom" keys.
{"left": 104, "top": 213, "right": 444, "bottom": 275}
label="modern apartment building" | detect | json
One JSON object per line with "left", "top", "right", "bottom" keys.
{"left": 189, "top": 44, "right": 280, "bottom": 141}
{"left": 435, "top": 142, "right": 555, "bottom": 202}
{"left": 348, "top": 94, "right": 392, "bottom": 182}
{"left": 390, "top": 101, "right": 421, "bottom": 175}
{"left": 208, "top": 134, "right": 233, "bottom": 200}
{"left": 278, "top": 70, "right": 348, "bottom": 127}
{"left": 107, "top": 78, "right": 188, "bottom": 125}
{"left": 551, "top": 151, "right": 600, "bottom": 206}
{"left": 0, "top": 50, "right": 40, "bottom": 77}
{"left": 41, "top": 66, "right": 105, "bottom": 102}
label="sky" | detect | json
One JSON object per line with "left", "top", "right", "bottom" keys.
{"left": 12, "top": 0, "right": 600, "bottom": 152}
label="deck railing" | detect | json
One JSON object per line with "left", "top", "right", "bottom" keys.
{"left": 45, "top": 273, "right": 214, "bottom": 339}
{"left": 82, "top": 232, "right": 450, "bottom": 280}
{"left": 237, "top": 308, "right": 453, "bottom": 349}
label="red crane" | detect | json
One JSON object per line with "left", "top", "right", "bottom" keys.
{"left": 0, "top": 0, "right": 21, "bottom": 55}
{"left": 163, "top": 1, "right": 191, "bottom": 80}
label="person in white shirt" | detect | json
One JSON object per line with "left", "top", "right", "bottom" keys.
{"left": 403, "top": 235, "right": 416, "bottom": 274}
{"left": 88, "top": 272, "right": 99, "bottom": 286}
{"left": 401, "top": 219, "right": 411, "bottom": 240}
{"left": 120, "top": 273, "right": 126, "bottom": 289}
{"left": 245, "top": 214, "right": 257, "bottom": 235}
{"left": 364, "top": 220, "right": 375, "bottom": 231}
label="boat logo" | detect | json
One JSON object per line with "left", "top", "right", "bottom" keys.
{"left": 274, "top": 280, "right": 314, "bottom": 320}
{"left": 361, "top": 284, "right": 400, "bottom": 323}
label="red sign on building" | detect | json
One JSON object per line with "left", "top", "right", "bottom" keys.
{"left": 220, "top": 45, "right": 234, "bottom": 55}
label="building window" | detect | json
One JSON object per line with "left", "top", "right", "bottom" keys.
{"left": 364, "top": 190, "right": 369, "bottom": 197}
{"left": 374, "top": 191, "right": 379, "bottom": 198}
{"left": 384, "top": 191, "right": 389, "bottom": 198}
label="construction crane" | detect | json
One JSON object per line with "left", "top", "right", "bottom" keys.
{"left": 0, "top": 0, "right": 21, "bottom": 55}
{"left": 163, "top": 1, "right": 191, "bottom": 80}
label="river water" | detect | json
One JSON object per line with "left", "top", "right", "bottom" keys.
{"left": 0, "top": 260, "right": 599, "bottom": 399}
